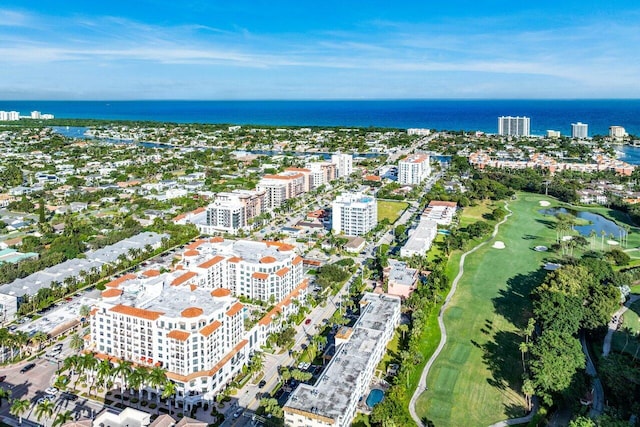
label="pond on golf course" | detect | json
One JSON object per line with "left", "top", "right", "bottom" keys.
{"left": 538, "top": 207, "right": 627, "bottom": 239}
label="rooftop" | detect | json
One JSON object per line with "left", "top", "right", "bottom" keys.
{"left": 284, "top": 293, "right": 400, "bottom": 423}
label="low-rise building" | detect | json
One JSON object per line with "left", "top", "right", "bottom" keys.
{"left": 422, "top": 201, "right": 457, "bottom": 226}
{"left": 283, "top": 293, "right": 401, "bottom": 427}
{"left": 400, "top": 219, "right": 438, "bottom": 258}
{"left": 384, "top": 259, "right": 419, "bottom": 299}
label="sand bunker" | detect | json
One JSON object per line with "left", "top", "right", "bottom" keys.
{"left": 534, "top": 246, "right": 548, "bottom": 252}
{"left": 544, "top": 262, "right": 561, "bottom": 271}
{"left": 607, "top": 240, "right": 620, "bottom": 246}
{"left": 539, "top": 201, "right": 551, "bottom": 207}
{"left": 562, "top": 235, "right": 573, "bottom": 241}
{"left": 492, "top": 241, "right": 506, "bottom": 249}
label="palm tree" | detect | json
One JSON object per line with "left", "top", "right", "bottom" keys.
{"left": 522, "top": 376, "right": 535, "bottom": 411}
{"left": 12, "top": 331, "right": 29, "bottom": 359}
{"left": 10, "top": 398, "right": 30, "bottom": 424}
{"left": 69, "top": 334, "right": 84, "bottom": 351}
{"left": 148, "top": 367, "right": 167, "bottom": 405}
{"left": 128, "top": 367, "right": 148, "bottom": 404}
{"left": 30, "top": 331, "right": 49, "bottom": 351}
{"left": 95, "top": 359, "right": 113, "bottom": 395}
{"left": 398, "top": 324, "right": 409, "bottom": 341}
{"left": 35, "top": 399, "right": 54, "bottom": 425}
{"left": 112, "top": 361, "right": 133, "bottom": 404}
{"left": 0, "top": 387, "right": 12, "bottom": 408}
{"left": 52, "top": 410, "right": 74, "bottom": 427}
{"left": 519, "top": 342, "right": 529, "bottom": 372}
{"left": 80, "top": 352, "right": 98, "bottom": 389}
{"left": 161, "top": 381, "right": 177, "bottom": 415}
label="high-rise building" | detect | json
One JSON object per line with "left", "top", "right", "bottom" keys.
{"left": 610, "top": 126, "right": 627, "bottom": 139}
{"left": 498, "top": 116, "right": 530, "bottom": 137}
{"left": 332, "top": 192, "right": 377, "bottom": 236}
{"left": 571, "top": 122, "right": 588, "bottom": 139}
{"left": 398, "top": 153, "right": 431, "bottom": 185}
{"left": 30, "top": 111, "right": 41, "bottom": 119}
{"left": 0, "top": 111, "right": 20, "bottom": 121}
{"left": 256, "top": 171, "right": 307, "bottom": 209}
{"left": 331, "top": 153, "right": 354, "bottom": 177}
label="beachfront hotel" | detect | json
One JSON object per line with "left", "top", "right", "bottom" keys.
{"left": 332, "top": 192, "right": 378, "bottom": 236}
{"left": 283, "top": 293, "right": 401, "bottom": 427}
{"left": 398, "top": 153, "right": 431, "bottom": 185}
{"left": 497, "top": 116, "right": 530, "bottom": 137}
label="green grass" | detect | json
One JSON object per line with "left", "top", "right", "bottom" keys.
{"left": 352, "top": 413, "right": 371, "bottom": 427}
{"left": 416, "top": 193, "right": 559, "bottom": 426}
{"left": 631, "top": 284, "right": 640, "bottom": 295}
{"left": 611, "top": 300, "right": 640, "bottom": 356}
{"left": 377, "top": 200, "right": 409, "bottom": 224}
{"left": 458, "top": 200, "right": 496, "bottom": 228}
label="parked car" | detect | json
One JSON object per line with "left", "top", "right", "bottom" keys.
{"left": 233, "top": 409, "right": 243, "bottom": 419}
{"left": 45, "top": 387, "right": 58, "bottom": 395}
{"left": 304, "top": 318, "right": 312, "bottom": 325}
{"left": 258, "top": 380, "right": 267, "bottom": 388}
{"left": 61, "top": 392, "right": 78, "bottom": 401}
{"left": 20, "top": 363, "right": 36, "bottom": 373}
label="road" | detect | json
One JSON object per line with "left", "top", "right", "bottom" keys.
{"left": 0, "top": 336, "right": 104, "bottom": 425}
{"left": 602, "top": 294, "right": 640, "bottom": 356}
{"left": 581, "top": 335, "right": 604, "bottom": 417}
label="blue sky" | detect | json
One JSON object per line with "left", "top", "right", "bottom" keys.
{"left": 1, "top": 1, "right": 639, "bottom": 99}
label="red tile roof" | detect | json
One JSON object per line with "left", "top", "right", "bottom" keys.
{"left": 199, "top": 320, "right": 222, "bottom": 337}
{"left": 167, "top": 330, "right": 190, "bottom": 341}
{"left": 198, "top": 255, "right": 225, "bottom": 269}
{"left": 226, "top": 302, "right": 244, "bottom": 317}
{"left": 110, "top": 304, "right": 164, "bottom": 320}
{"left": 171, "top": 271, "right": 198, "bottom": 286}
{"left": 181, "top": 307, "right": 204, "bottom": 318}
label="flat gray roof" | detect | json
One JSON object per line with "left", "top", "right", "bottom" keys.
{"left": 0, "top": 232, "right": 167, "bottom": 298}
{"left": 284, "top": 293, "right": 400, "bottom": 423}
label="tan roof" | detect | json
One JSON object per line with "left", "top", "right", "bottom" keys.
{"left": 149, "top": 414, "right": 176, "bottom": 427}
{"left": 175, "top": 417, "right": 207, "bottom": 427}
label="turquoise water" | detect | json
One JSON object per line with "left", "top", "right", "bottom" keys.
{"left": 4, "top": 100, "right": 640, "bottom": 135}
{"left": 538, "top": 207, "right": 626, "bottom": 239}
{"left": 366, "top": 389, "right": 384, "bottom": 408}
{"left": 438, "top": 230, "right": 451, "bottom": 235}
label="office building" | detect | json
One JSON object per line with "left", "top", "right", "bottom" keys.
{"left": 498, "top": 116, "right": 530, "bottom": 137}
{"left": 330, "top": 153, "right": 354, "bottom": 178}
{"left": 332, "top": 192, "right": 377, "bottom": 236}
{"left": 398, "top": 153, "right": 431, "bottom": 185}
{"left": 283, "top": 293, "right": 401, "bottom": 427}
{"left": 571, "top": 122, "right": 588, "bottom": 139}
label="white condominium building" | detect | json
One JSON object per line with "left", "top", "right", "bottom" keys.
{"left": 610, "top": 126, "right": 627, "bottom": 139}
{"left": 173, "top": 238, "right": 304, "bottom": 303}
{"left": 407, "top": 128, "right": 431, "bottom": 136}
{"left": 398, "top": 153, "right": 431, "bottom": 185}
{"left": 283, "top": 293, "right": 401, "bottom": 427}
{"left": 332, "top": 192, "right": 377, "bottom": 236}
{"left": 571, "top": 122, "right": 588, "bottom": 139}
{"left": 400, "top": 219, "right": 438, "bottom": 258}
{"left": 0, "top": 111, "right": 19, "bottom": 121}
{"left": 498, "top": 116, "right": 530, "bottom": 137}
{"left": 90, "top": 276, "right": 247, "bottom": 402}
{"left": 330, "top": 153, "right": 354, "bottom": 178}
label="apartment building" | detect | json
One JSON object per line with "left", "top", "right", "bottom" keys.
{"left": 400, "top": 218, "right": 438, "bottom": 257}
{"left": 304, "top": 162, "right": 337, "bottom": 189}
{"left": 332, "top": 192, "right": 378, "bottom": 236}
{"left": 498, "top": 116, "right": 530, "bottom": 137}
{"left": 90, "top": 276, "right": 247, "bottom": 401}
{"left": 203, "top": 190, "right": 266, "bottom": 234}
{"left": 283, "top": 293, "right": 401, "bottom": 427}
{"left": 173, "top": 238, "right": 305, "bottom": 303}
{"left": 257, "top": 171, "right": 307, "bottom": 209}
{"left": 571, "top": 122, "right": 588, "bottom": 139}
{"left": 398, "top": 153, "right": 431, "bottom": 185}
{"left": 610, "top": 126, "right": 627, "bottom": 139}
{"left": 330, "top": 153, "right": 353, "bottom": 178}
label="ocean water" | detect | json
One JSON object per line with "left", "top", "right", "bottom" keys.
{"left": 2, "top": 100, "right": 640, "bottom": 136}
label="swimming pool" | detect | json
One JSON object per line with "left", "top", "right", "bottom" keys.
{"left": 438, "top": 229, "right": 451, "bottom": 235}
{"left": 366, "top": 388, "right": 384, "bottom": 408}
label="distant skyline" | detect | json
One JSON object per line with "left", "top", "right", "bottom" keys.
{"left": 2, "top": 1, "right": 640, "bottom": 100}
